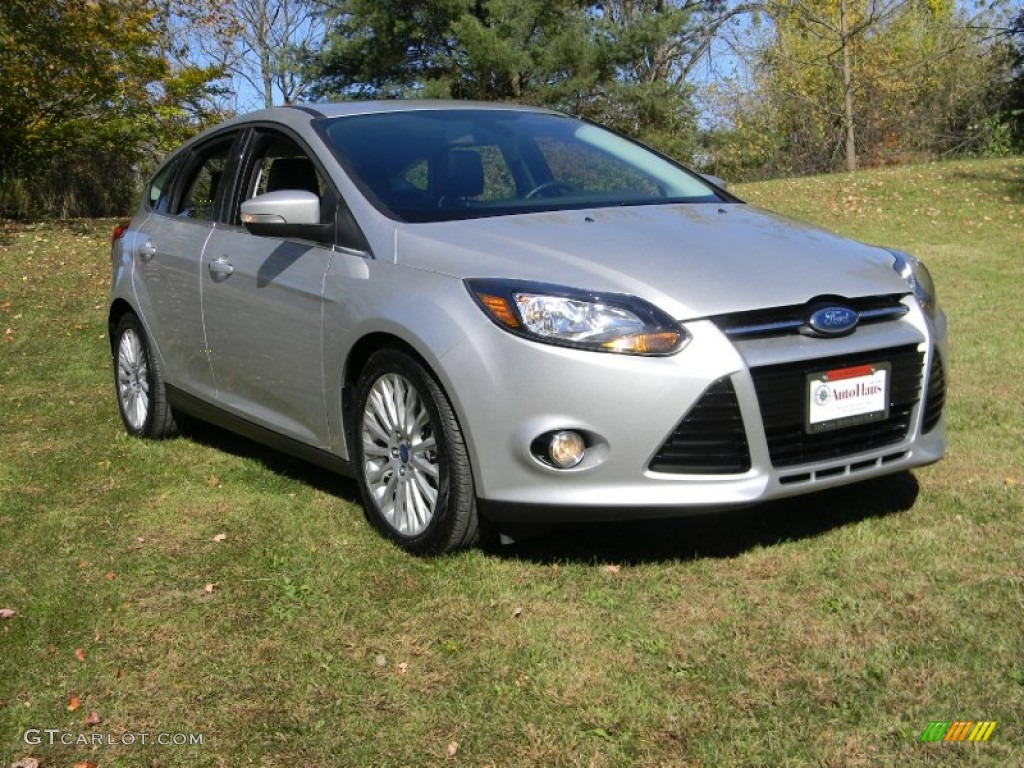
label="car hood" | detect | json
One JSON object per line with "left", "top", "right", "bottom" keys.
{"left": 393, "top": 203, "right": 908, "bottom": 320}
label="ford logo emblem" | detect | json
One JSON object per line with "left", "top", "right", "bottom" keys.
{"left": 805, "top": 305, "right": 859, "bottom": 336}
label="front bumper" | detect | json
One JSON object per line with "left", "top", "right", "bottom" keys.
{"left": 441, "top": 297, "right": 947, "bottom": 522}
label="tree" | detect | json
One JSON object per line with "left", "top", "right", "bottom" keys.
{"left": 1006, "top": 7, "right": 1024, "bottom": 148}
{"left": 763, "top": 0, "right": 907, "bottom": 172}
{"left": 313, "top": 0, "right": 585, "bottom": 100}
{"left": 0, "top": 0, "right": 223, "bottom": 217}
{"left": 172, "top": 0, "right": 328, "bottom": 109}
{"left": 582, "top": 0, "right": 761, "bottom": 156}
{"left": 707, "top": 0, "right": 1013, "bottom": 178}
{"left": 313, "top": 0, "right": 759, "bottom": 161}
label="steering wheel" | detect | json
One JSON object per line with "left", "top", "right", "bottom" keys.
{"left": 524, "top": 180, "right": 579, "bottom": 199}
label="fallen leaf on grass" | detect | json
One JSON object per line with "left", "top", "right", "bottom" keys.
{"left": 0, "top": 608, "right": 16, "bottom": 619}
{"left": 374, "top": 654, "right": 387, "bottom": 667}
{"left": 105, "top": 572, "right": 116, "bottom": 580}
{"left": 212, "top": 533, "right": 227, "bottom": 543}
{"left": 67, "top": 695, "right": 81, "bottom": 711}
{"left": 446, "top": 740, "right": 459, "bottom": 758}
{"left": 511, "top": 607, "right": 523, "bottom": 619}
{"left": 74, "top": 648, "right": 86, "bottom": 663}
{"left": 206, "top": 474, "right": 220, "bottom": 488}
{"left": 84, "top": 710, "right": 102, "bottom": 726}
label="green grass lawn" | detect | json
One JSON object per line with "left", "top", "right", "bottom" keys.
{"left": 2, "top": 158, "right": 1022, "bottom": 767}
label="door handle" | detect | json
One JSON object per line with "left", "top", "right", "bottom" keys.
{"left": 209, "top": 258, "right": 234, "bottom": 279}
{"left": 138, "top": 241, "right": 157, "bottom": 261}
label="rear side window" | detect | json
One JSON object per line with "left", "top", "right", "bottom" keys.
{"left": 175, "top": 136, "right": 235, "bottom": 221}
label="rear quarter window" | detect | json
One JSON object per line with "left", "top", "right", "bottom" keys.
{"left": 147, "top": 154, "right": 185, "bottom": 213}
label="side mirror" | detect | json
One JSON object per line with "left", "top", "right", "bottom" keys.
{"left": 241, "top": 190, "right": 330, "bottom": 240}
{"left": 701, "top": 173, "right": 728, "bottom": 190}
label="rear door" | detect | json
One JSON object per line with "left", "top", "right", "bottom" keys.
{"left": 132, "top": 132, "right": 242, "bottom": 399}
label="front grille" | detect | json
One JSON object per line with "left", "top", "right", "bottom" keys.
{"left": 922, "top": 350, "right": 945, "bottom": 433}
{"left": 649, "top": 378, "right": 751, "bottom": 474}
{"left": 712, "top": 294, "right": 909, "bottom": 339}
{"left": 751, "top": 345, "right": 924, "bottom": 468}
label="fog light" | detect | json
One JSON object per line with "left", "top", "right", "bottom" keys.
{"left": 548, "top": 430, "right": 585, "bottom": 469}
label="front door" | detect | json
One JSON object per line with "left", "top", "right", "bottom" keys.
{"left": 201, "top": 130, "right": 336, "bottom": 447}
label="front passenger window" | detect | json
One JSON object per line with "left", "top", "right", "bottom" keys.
{"left": 253, "top": 155, "right": 324, "bottom": 198}
{"left": 244, "top": 133, "right": 325, "bottom": 203}
{"left": 237, "top": 134, "right": 330, "bottom": 238}
{"left": 237, "top": 130, "right": 369, "bottom": 251}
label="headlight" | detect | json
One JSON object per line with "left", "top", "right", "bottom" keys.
{"left": 466, "top": 279, "right": 688, "bottom": 356}
{"left": 889, "top": 250, "right": 937, "bottom": 319}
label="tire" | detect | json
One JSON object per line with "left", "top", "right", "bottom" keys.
{"left": 353, "top": 349, "right": 479, "bottom": 555}
{"left": 112, "top": 313, "right": 178, "bottom": 438}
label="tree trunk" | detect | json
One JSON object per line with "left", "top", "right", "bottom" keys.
{"left": 258, "top": 0, "right": 274, "bottom": 107}
{"left": 840, "top": 0, "right": 857, "bottom": 171}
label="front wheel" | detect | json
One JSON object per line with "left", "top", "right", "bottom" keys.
{"left": 353, "top": 349, "right": 479, "bottom": 555}
{"left": 112, "top": 313, "right": 178, "bottom": 438}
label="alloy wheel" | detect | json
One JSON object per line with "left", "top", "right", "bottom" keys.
{"left": 117, "top": 328, "right": 150, "bottom": 432}
{"left": 360, "top": 373, "right": 440, "bottom": 536}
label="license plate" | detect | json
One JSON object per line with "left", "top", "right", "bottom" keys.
{"left": 806, "top": 363, "right": 890, "bottom": 433}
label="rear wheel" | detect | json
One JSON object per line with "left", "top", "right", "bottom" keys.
{"left": 112, "top": 313, "right": 178, "bottom": 438}
{"left": 353, "top": 349, "right": 479, "bottom": 555}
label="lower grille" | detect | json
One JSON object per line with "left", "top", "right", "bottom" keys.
{"left": 751, "top": 345, "right": 924, "bottom": 468}
{"left": 649, "top": 378, "right": 751, "bottom": 474}
{"left": 922, "top": 351, "right": 945, "bottom": 433}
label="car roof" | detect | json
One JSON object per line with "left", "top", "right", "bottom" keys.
{"left": 175, "top": 100, "right": 568, "bottom": 156}
{"left": 280, "top": 100, "right": 561, "bottom": 119}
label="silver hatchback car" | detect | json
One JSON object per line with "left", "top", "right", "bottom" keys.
{"left": 109, "top": 101, "right": 947, "bottom": 554}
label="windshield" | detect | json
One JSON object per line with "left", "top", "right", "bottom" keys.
{"left": 321, "top": 109, "right": 722, "bottom": 223}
